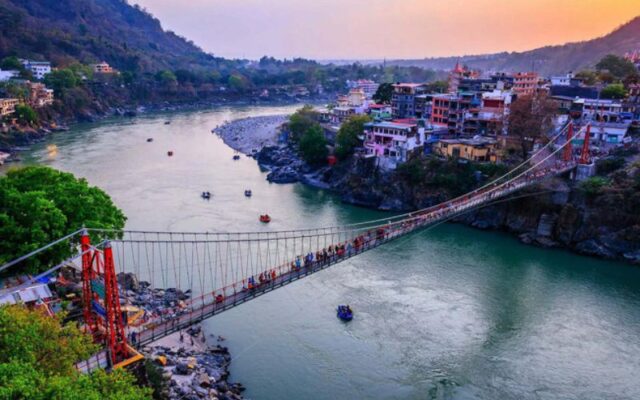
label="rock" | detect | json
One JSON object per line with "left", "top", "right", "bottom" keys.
{"left": 575, "top": 239, "right": 616, "bottom": 259}
{"left": 536, "top": 213, "right": 556, "bottom": 237}
{"left": 117, "top": 272, "right": 139, "bottom": 291}
{"left": 195, "top": 372, "right": 211, "bottom": 388}
{"left": 175, "top": 363, "right": 190, "bottom": 375}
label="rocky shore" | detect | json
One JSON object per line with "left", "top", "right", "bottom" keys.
{"left": 214, "top": 114, "right": 288, "bottom": 155}
{"left": 116, "top": 273, "right": 246, "bottom": 399}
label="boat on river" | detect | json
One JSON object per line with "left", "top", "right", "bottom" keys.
{"left": 244, "top": 190, "right": 252, "bottom": 197}
{"left": 233, "top": 154, "right": 241, "bottom": 160}
{"left": 337, "top": 305, "right": 353, "bottom": 321}
{"left": 259, "top": 214, "right": 271, "bottom": 223}
{"left": 147, "top": 138, "right": 153, "bottom": 142}
{"left": 201, "top": 191, "right": 212, "bottom": 200}
{"left": 167, "top": 151, "right": 174, "bottom": 156}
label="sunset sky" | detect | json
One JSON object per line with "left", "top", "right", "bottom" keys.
{"left": 133, "top": 0, "right": 640, "bottom": 60}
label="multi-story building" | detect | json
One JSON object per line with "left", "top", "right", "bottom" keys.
{"left": 430, "top": 93, "right": 478, "bottom": 134}
{"left": 363, "top": 121, "right": 425, "bottom": 169}
{"left": 367, "top": 104, "right": 392, "bottom": 120}
{"left": 432, "top": 137, "right": 499, "bottom": 162}
{"left": 448, "top": 62, "right": 480, "bottom": 93}
{"left": 347, "top": 88, "right": 366, "bottom": 107}
{"left": 463, "top": 90, "right": 512, "bottom": 136}
{"left": 20, "top": 60, "right": 51, "bottom": 80}
{"left": 348, "top": 79, "right": 379, "bottom": 99}
{"left": 550, "top": 72, "right": 575, "bottom": 86}
{"left": 0, "top": 98, "right": 19, "bottom": 117}
{"left": 512, "top": 72, "right": 539, "bottom": 95}
{"left": 26, "top": 82, "right": 54, "bottom": 108}
{"left": 91, "top": 61, "right": 115, "bottom": 74}
{"left": 391, "top": 83, "right": 427, "bottom": 119}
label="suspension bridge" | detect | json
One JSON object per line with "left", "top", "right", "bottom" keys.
{"left": 0, "top": 122, "right": 594, "bottom": 370}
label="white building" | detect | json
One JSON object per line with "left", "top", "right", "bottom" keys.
{"left": 363, "top": 121, "right": 425, "bottom": 169}
{"left": 550, "top": 72, "right": 574, "bottom": 86}
{"left": 20, "top": 60, "right": 52, "bottom": 80}
{"left": 0, "top": 69, "right": 19, "bottom": 82}
{"left": 347, "top": 79, "right": 379, "bottom": 99}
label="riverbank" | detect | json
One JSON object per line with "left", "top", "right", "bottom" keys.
{"left": 214, "top": 114, "right": 289, "bottom": 155}
{"left": 143, "top": 328, "right": 245, "bottom": 400}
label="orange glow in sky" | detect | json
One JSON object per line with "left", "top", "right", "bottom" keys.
{"left": 134, "top": 0, "right": 640, "bottom": 59}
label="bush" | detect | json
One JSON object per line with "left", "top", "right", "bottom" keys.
{"left": 596, "top": 157, "right": 626, "bottom": 175}
{"left": 299, "top": 124, "right": 328, "bottom": 165}
{"left": 579, "top": 176, "right": 609, "bottom": 197}
{"left": 14, "top": 104, "right": 38, "bottom": 124}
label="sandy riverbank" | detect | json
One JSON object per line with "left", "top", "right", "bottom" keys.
{"left": 214, "top": 115, "right": 288, "bottom": 155}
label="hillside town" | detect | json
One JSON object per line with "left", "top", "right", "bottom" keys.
{"left": 313, "top": 55, "right": 639, "bottom": 172}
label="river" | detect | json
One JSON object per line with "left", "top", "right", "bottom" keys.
{"left": 5, "top": 105, "right": 640, "bottom": 400}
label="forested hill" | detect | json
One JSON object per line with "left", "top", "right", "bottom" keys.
{"left": 386, "top": 16, "right": 640, "bottom": 75}
{"left": 0, "top": 0, "right": 227, "bottom": 72}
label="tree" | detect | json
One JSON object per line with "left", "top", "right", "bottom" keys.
{"left": 14, "top": 104, "right": 38, "bottom": 124}
{"left": 0, "top": 305, "right": 151, "bottom": 400}
{"left": 0, "top": 56, "right": 22, "bottom": 70}
{"left": 227, "top": 73, "right": 250, "bottom": 91}
{"left": 574, "top": 70, "right": 598, "bottom": 86}
{"left": 299, "top": 124, "right": 328, "bottom": 165}
{"left": 44, "top": 69, "right": 78, "bottom": 95}
{"left": 336, "top": 115, "right": 370, "bottom": 159}
{"left": 288, "top": 105, "right": 318, "bottom": 141}
{"left": 0, "top": 166, "right": 126, "bottom": 273}
{"left": 508, "top": 92, "right": 557, "bottom": 159}
{"left": 596, "top": 54, "right": 637, "bottom": 81}
{"left": 600, "top": 83, "right": 627, "bottom": 99}
{"left": 373, "top": 82, "right": 393, "bottom": 104}
{"left": 425, "top": 80, "right": 448, "bottom": 93}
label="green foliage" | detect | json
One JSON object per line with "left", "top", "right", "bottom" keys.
{"left": 600, "top": 83, "right": 627, "bottom": 99}
{"left": 574, "top": 70, "right": 598, "bottom": 86}
{"left": 336, "top": 115, "right": 370, "bottom": 159}
{"left": 0, "top": 306, "right": 151, "bottom": 400}
{"left": 288, "top": 105, "right": 319, "bottom": 142}
{"left": 596, "top": 157, "right": 626, "bottom": 175}
{"left": 299, "top": 124, "right": 328, "bottom": 165}
{"left": 579, "top": 176, "right": 609, "bottom": 197}
{"left": 372, "top": 83, "right": 393, "bottom": 104}
{"left": 227, "top": 73, "right": 250, "bottom": 91}
{"left": 14, "top": 104, "right": 38, "bottom": 124}
{"left": 425, "top": 80, "right": 448, "bottom": 93}
{"left": 0, "top": 166, "right": 126, "bottom": 273}
{"left": 155, "top": 70, "right": 176, "bottom": 85}
{"left": 596, "top": 54, "right": 638, "bottom": 81}
{"left": 44, "top": 69, "right": 78, "bottom": 95}
{"left": 0, "top": 56, "right": 22, "bottom": 70}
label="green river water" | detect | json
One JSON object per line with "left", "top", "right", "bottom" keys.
{"left": 4, "top": 105, "right": 640, "bottom": 400}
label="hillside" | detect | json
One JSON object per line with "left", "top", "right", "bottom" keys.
{"left": 0, "top": 0, "right": 227, "bottom": 72}
{"left": 387, "top": 17, "right": 640, "bottom": 75}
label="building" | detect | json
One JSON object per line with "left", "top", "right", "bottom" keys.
{"left": 0, "top": 98, "right": 19, "bottom": 117}
{"left": 0, "top": 69, "right": 19, "bottom": 82}
{"left": 348, "top": 79, "right": 379, "bottom": 99}
{"left": 430, "top": 93, "right": 479, "bottom": 134}
{"left": 329, "top": 106, "right": 355, "bottom": 124}
{"left": 347, "top": 88, "right": 366, "bottom": 107}
{"left": 91, "top": 61, "right": 115, "bottom": 74}
{"left": 512, "top": 72, "right": 539, "bottom": 95}
{"left": 26, "top": 82, "right": 54, "bottom": 108}
{"left": 363, "top": 121, "right": 425, "bottom": 169}
{"left": 20, "top": 60, "right": 51, "bottom": 80}
{"left": 448, "top": 62, "right": 480, "bottom": 93}
{"left": 367, "top": 103, "right": 392, "bottom": 120}
{"left": 463, "top": 90, "right": 512, "bottom": 136}
{"left": 587, "top": 122, "right": 631, "bottom": 145}
{"left": 550, "top": 72, "right": 575, "bottom": 86}
{"left": 433, "top": 137, "right": 499, "bottom": 162}
{"left": 391, "top": 83, "right": 427, "bottom": 119}
{"left": 575, "top": 98, "right": 633, "bottom": 123}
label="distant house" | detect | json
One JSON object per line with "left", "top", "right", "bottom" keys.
{"left": 512, "top": 72, "right": 539, "bottom": 95}
{"left": 0, "top": 98, "right": 19, "bottom": 117}
{"left": 26, "top": 82, "right": 54, "bottom": 108}
{"left": 20, "top": 59, "right": 51, "bottom": 80}
{"left": 433, "top": 137, "right": 499, "bottom": 162}
{"left": 91, "top": 61, "right": 116, "bottom": 74}
{"left": 0, "top": 69, "right": 19, "bottom": 82}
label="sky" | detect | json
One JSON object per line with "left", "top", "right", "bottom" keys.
{"left": 132, "top": 0, "right": 640, "bottom": 60}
